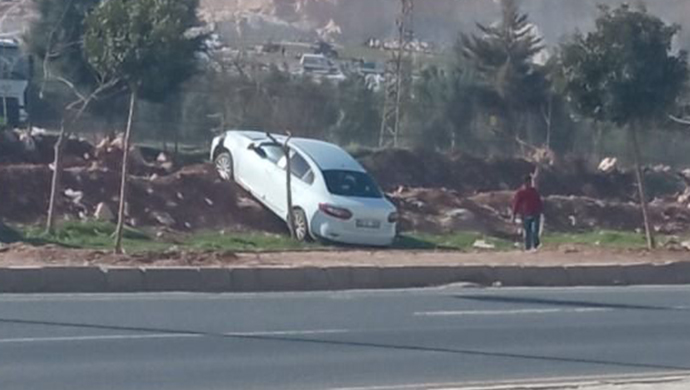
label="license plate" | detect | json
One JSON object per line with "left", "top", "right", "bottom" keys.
{"left": 356, "top": 219, "right": 381, "bottom": 229}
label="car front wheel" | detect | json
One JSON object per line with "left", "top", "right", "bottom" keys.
{"left": 291, "top": 208, "right": 311, "bottom": 242}
{"left": 214, "top": 151, "right": 234, "bottom": 181}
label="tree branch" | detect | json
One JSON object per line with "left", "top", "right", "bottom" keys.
{"left": 669, "top": 115, "right": 690, "bottom": 126}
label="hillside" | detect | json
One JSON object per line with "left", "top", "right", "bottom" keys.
{"left": 201, "top": 0, "right": 690, "bottom": 48}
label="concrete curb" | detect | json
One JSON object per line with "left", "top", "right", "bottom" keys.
{"left": 0, "top": 263, "right": 688, "bottom": 293}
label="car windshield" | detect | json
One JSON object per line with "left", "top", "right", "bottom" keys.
{"left": 322, "top": 170, "right": 382, "bottom": 198}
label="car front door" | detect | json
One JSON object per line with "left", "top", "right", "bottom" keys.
{"left": 243, "top": 143, "right": 285, "bottom": 207}
{"left": 267, "top": 150, "right": 315, "bottom": 218}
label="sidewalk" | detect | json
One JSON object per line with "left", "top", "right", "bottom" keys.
{"left": 0, "top": 245, "right": 689, "bottom": 293}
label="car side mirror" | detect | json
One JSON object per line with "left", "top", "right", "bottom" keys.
{"left": 249, "top": 144, "right": 267, "bottom": 159}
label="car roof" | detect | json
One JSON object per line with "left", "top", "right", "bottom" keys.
{"left": 290, "top": 138, "right": 364, "bottom": 172}
{"left": 224, "top": 130, "right": 363, "bottom": 172}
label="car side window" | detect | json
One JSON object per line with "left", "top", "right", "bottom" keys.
{"left": 259, "top": 144, "right": 285, "bottom": 163}
{"left": 277, "top": 151, "right": 314, "bottom": 185}
{"left": 290, "top": 153, "right": 310, "bottom": 180}
{"left": 302, "top": 170, "right": 315, "bottom": 185}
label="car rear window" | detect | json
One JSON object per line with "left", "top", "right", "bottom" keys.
{"left": 322, "top": 170, "right": 383, "bottom": 198}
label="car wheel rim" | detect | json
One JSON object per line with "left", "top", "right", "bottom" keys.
{"left": 215, "top": 155, "right": 232, "bottom": 180}
{"left": 294, "top": 211, "right": 307, "bottom": 241}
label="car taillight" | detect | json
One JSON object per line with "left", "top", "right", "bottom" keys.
{"left": 388, "top": 212, "right": 399, "bottom": 224}
{"left": 319, "top": 203, "right": 353, "bottom": 220}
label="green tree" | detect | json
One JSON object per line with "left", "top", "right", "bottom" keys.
{"left": 461, "top": 0, "right": 548, "bottom": 149}
{"left": 84, "top": 0, "right": 203, "bottom": 253}
{"left": 560, "top": 4, "right": 689, "bottom": 249}
{"left": 409, "top": 65, "right": 476, "bottom": 151}
{"left": 331, "top": 75, "right": 380, "bottom": 147}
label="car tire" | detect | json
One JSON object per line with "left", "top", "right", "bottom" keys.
{"left": 214, "top": 150, "right": 234, "bottom": 181}
{"left": 291, "top": 208, "right": 311, "bottom": 242}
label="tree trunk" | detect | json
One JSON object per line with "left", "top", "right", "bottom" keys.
{"left": 114, "top": 90, "right": 137, "bottom": 254}
{"left": 630, "top": 126, "right": 656, "bottom": 250}
{"left": 284, "top": 136, "right": 295, "bottom": 238}
{"left": 542, "top": 94, "right": 553, "bottom": 150}
{"left": 173, "top": 124, "right": 180, "bottom": 162}
{"left": 45, "top": 121, "right": 66, "bottom": 234}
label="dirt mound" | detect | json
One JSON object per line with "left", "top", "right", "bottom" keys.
{"left": 386, "top": 187, "right": 690, "bottom": 237}
{"left": 469, "top": 191, "right": 690, "bottom": 235}
{"left": 0, "top": 163, "right": 284, "bottom": 233}
{"left": 388, "top": 188, "right": 517, "bottom": 238}
{"left": 359, "top": 149, "right": 532, "bottom": 194}
{"left": 0, "top": 130, "right": 94, "bottom": 166}
{"left": 360, "top": 149, "right": 686, "bottom": 202}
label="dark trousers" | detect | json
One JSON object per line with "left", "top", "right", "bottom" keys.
{"left": 523, "top": 215, "right": 541, "bottom": 250}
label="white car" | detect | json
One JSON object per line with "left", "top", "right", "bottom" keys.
{"left": 210, "top": 131, "right": 398, "bottom": 246}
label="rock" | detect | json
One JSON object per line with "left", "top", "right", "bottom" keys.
{"left": 94, "top": 202, "right": 114, "bottom": 221}
{"left": 204, "top": 198, "right": 214, "bottom": 206}
{"left": 681, "top": 241, "right": 690, "bottom": 251}
{"left": 652, "top": 164, "right": 671, "bottom": 173}
{"left": 680, "top": 168, "right": 690, "bottom": 181}
{"left": 109, "top": 133, "right": 125, "bottom": 149}
{"left": 598, "top": 157, "right": 617, "bottom": 173}
{"left": 568, "top": 215, "right": 577, "bottom": 226}
{"left": 445, "top": 208, "right": 475, "bottom": 221}
{"left": 152, "top": 211, "right": 175, "bottom": 227}
{"left": 19, "top": 132, "right": 36, "bottom": 152}
{"left": 156, "top": 152, "right": 168, "bottom": 163}
{"left": 64, "top": 188, "right": 84, "bottom": 203}
{"left": 473, "top": 239, "right": 496, "bottom": 250}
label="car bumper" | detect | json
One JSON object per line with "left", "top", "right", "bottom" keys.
{"left": 311, "top": 213, "right": 396, "bottom": 247}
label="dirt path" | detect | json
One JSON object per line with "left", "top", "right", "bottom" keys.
{"left": 0, "top": 244, "right": 688, "bottom": 268}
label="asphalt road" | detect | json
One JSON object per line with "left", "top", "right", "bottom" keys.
{"left": 1, "top": 286, "right": 690, "bottom": 390}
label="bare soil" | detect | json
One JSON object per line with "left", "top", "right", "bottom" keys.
{"left": 0, "top": 243, "right": 688, "bottom": 268}
{"left": 4, "top": 132, "right": 690, "bottom": 237}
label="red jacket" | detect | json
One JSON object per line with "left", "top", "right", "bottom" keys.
{"left": 513, "top": 186, "right": 543, "bottom": 217}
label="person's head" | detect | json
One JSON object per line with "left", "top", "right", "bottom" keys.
{"left": 523, "top": 175, "right": 533, "bottom": 188}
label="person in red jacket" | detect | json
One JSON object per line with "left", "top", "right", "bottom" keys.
{"left": 512, "top": 174, "right": 544, "bottom": 251}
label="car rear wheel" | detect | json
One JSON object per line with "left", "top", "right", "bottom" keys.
{"left": 214, "top": 151, "right": 234, "bottom": 181}
{"left": 291, "top": 208, "right": 311, "bottom": 242}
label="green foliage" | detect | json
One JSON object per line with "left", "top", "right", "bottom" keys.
{"left": 545, "top": 230, "right": 649, "bottom": 249}
{"left": 560, "top": 4, "right": 689, "bottom": 127}
{"left": 331, "top": 75, "right": 381, "bottom": 146}
{"left": 409, "top": 65, "right": 474, "bottom": 150}
{"left": 22, "top": 220, "right": 160, "bottom": 251}
{"left": 461, "top": 0, "right": 549, "bottom": 132}
{"left": 83, "top": 0, "right": 204, "bottom": 101}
